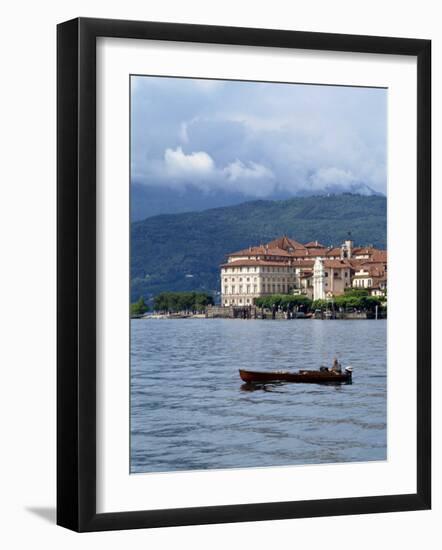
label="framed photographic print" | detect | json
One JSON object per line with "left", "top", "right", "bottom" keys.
{"left": 57, "top": 17, "right": 431, "bottom": 532}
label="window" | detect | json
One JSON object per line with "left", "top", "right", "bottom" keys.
{"left": 325, "top": 272, "right": 328, "bottom": 277}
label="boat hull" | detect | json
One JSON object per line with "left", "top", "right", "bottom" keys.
{"left": 239, "top": 368, "right": 352, "bottom": 384}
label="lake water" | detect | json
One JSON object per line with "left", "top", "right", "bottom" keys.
{"left": 131, "top": 318, "right": 387, "bottom": 473}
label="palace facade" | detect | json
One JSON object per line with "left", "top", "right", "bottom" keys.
{"left": 220, "top": 236, "right": 387, "bottom": 306}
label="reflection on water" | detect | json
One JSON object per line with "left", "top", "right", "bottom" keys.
{"left": 131, "top": 319, "right": 387, "bottom": 473}
{"left": 240, "top": 380, "right": 350, "bottom": 392}
{"left": 240, "top": 383, "right": 286, "bottom": 393}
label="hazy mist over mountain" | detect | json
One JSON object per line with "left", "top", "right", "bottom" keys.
{"left": 131, "top": 182, "right": 384, "bottom": 221}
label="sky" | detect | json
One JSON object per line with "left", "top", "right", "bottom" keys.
{"left": 131, "top": 75, "right": 387, "bottom": 199}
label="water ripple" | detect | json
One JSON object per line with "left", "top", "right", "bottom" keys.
{"left": 131, "top": 319, "right": 387, "bottom": 473}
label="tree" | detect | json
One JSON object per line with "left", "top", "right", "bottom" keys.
{"left": 344, "top": 287, "right": 369, "bottom": 297}
{"left": 256, "top": 294, "right": 312, "bottom": 312}
{"left": 359, "top": 296, "right": 382, "bottom": 311}
{"left": 153, "top": 291, "right": 214, "bottom": 312}
{"left": 325, "top": 293, "right": 382, "bottom": 311}
{"left": 131, "top": 296, "right": 148, "bottom": 317}
{"left": 312, "top": 299, "right": 329, "bottom": 311}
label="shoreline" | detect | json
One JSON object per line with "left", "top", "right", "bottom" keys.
{"left": 132, "top": 313, "right": 386, "bottom": 321}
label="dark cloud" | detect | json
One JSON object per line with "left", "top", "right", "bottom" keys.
{"left": 131, "top": 76, "right": 387, "bottom": 197}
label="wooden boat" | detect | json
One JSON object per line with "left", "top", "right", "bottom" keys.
{"left": 239, "top": 367, "right": 352, "bottom": 384}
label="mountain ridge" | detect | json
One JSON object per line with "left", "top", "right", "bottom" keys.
{"left": 131, "top": 181, "right": 385, "bottom": 221}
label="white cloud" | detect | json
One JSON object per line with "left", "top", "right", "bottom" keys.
{"left": 223, "top": 160, "right": 276, "bottom": 197}
{"left": 164, "top": 147, "right": 215, "bottom": 178}
{"left": 309, "top": 167, "right": 357, "bottom": 190}
{"left": 158, "top": 147, "right": 277, "bottom": 197}
{"left": 224, "top": 160, "right": 274, "bottom": 183}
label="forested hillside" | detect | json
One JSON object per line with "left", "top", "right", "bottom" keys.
{"left": 131, "top": 194, "right": 386, "bottom": 301}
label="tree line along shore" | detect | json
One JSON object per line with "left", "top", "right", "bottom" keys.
{"left": 131, "top": 289, "right": 386, "bottom": 319}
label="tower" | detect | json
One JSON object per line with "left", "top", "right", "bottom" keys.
{"left": 341, "top": 233, "right": 353, "bottom": 259}
{"left": 313, "top": 257, "right": 325, "bottom": 301}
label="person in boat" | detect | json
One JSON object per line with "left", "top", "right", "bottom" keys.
{"left": 331, "top": 357, "right": 342, "bottom": 374}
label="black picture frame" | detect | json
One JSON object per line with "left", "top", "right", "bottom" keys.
{"left": 57, "top": 17, "right": 431, "bottom": 532}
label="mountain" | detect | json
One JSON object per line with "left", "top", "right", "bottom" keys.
{"left": 130, "top": 182, "right": 260, "bottom": 220}
{"left": 130, "top": 182, "right": 383, "bottom": 220}
{"left": 296, "top": 182, "right": 383, "bottom": 198}
{"left": 131, "top": 194, "right": 386, "bottom": 301}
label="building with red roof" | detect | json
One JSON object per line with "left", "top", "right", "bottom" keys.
{"left": 220, "top": 235, "right": 387, "bottom": 306}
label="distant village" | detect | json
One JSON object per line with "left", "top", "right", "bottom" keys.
{"left": 220, "top": 235, "right": 387, "bottom": 306}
